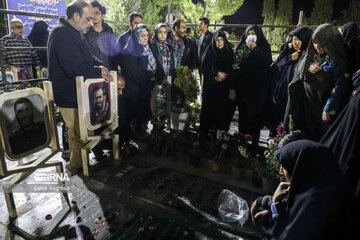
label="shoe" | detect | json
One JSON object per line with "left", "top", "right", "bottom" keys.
{"left": 61, "top": 150, "right": 70, "bottom": 162}
{"left": 94, "top": 153, "right": 109, "bottom": 162}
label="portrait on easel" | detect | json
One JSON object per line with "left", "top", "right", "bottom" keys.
{"left": 88, "top": 82, "right": 111, "bottom": 125}
{"left": 0, "top": 94, "right": 48, "bottom": 157}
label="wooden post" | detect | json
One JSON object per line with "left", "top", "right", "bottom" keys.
{"left": 297, "top": 11, "right": 304, "bottom": 26}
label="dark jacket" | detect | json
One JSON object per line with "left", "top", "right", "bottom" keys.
{"left": 117, "top": 29, "right": 132, "bottom": 51}
{"left": 166, "top": 31, "right": 197, "bottom": 69}
{"left": 267, "top": 140, "right": 360, "bottom": 240}
{"left": 48, "top": 18, "right": 102, "bottom": 108}
{"left": 198, "top": 30, "right": 213, "bottom": 70}
{"left": 85, "top": 21, "right": 116, "bottom": 70}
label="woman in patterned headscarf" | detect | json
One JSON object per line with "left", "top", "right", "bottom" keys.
{"left": 120, "top": 23, "right": 156, "bottom": 139}
{"left": 229, "top": 25, "right": 272, "bottom": 154}
{"left": 149, "top": 23, "right": 176, "bottom": 121}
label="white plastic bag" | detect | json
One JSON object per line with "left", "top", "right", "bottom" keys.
{"left": 217, "top": 189, "right": 249, "bottom": 227}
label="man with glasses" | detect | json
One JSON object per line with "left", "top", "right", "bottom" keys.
{"left": 85, "top": 1, "right": 116, "bottom": 70}
{"left": 0, "top": 18, "right": 41, "bottom": 79}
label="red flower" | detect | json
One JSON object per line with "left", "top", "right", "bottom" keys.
{"left": 276, "top": 125, "right": 284, "bottom": 134}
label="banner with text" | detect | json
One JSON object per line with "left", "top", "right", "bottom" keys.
{"left": 6, "top": 0, "right": 66, "bottom": 37}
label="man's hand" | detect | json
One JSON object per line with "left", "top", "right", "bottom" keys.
{"left": 229, "top": 89, "right": 236, "bottom": 101}
{"left": 273, "top": 182, "right": 290, "bottom": 203}
{"left": 308, "top": 62, "right": 322, "bottom": 74}
{"left": 322, "top": 111, "right": 331, "bottom": 122}
{"left": 101, "top": 66, "right": 113, "bottom": 83}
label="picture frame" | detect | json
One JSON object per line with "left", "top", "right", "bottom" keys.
{"left": 80, "top": 78, "right": 115, "bottom": 131}
{"left": 0, "top": 88, "right": 51, "bottom": 160}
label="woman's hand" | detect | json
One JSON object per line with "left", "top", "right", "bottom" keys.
{"left": 246, "top": 39, "right": 257, "bottom": 50}
{"left": 229, "top": 89, "right": 236, "bottom": 101}
{"left": 291, "top": 50, "right": 301, "bottom": 61}
{"left": 273, "top": 182, "right": 290, "bottom": 203}
{"left": 308, "top": 62, "right": 322, "bottom": 74}
{"left": 322, "top": 111, "right": 331, "bottom": 122}
{"left": 216, "top": 72, "right": 227, "bottom": 82}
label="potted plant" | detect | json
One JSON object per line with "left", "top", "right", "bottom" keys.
{"left": 232, "top": 153, "right": 248, "bottom": 179}
{"left": 172, "top": 66, "right": 199, "bottom": 130}
{"left": 261, "top": 116, "right": 294, "bottom": 193}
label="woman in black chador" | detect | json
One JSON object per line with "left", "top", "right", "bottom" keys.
{"left": 199, "top": 30, "right": 234, "bottom": 138}
{"left": 120, "top": 24, "right": 156, "bottom": 138}
{"left": 264, "top": 140, "right": 359, "bottom": 240}
{"left": 27, "top": 21, "right": 49, "bottom": 68}
{"left": 285, "top": 24, "right": 352, "bottom": 141}
{"left": 229, "top": 25, "right": 272, "bottom": 153}
{"left": 268, "top": 27, "right": 312, "bottom": 136}
{"left": 341, "top": 22, "right": 360, "bottom": 89}
{"left": 321, "top": 85, "right": 360, "bottom": 203}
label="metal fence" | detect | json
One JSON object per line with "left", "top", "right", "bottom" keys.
{"left": 0, "top": 8, "right": 315, "bottom": 92}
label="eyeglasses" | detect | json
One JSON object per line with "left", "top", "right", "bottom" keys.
{"left": 14, "top": 25, "right": 23, "bottom": 29}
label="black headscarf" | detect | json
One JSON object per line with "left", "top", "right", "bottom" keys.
{"left": 291, "top": 27, "right": 312, "bottom": 51}
{"left": 321, "top": 86, "right": 360, "bottom": 202}
{"left": 269, "top": 140, "right": 360, "bottom": 240}
{"left": 341, "top": 22, "right": 360, "bottom": 46}
{"left": 27, "top": 21, "right": 49, "bottom": 46}
{"left": 341, "top": 22, "right": 360, "bottom": 88}
{"left": 27, "top": 21, "right": 49, "bottom": 67}
{"left": 233, "top": 25, "right": 271, "bottom": 69}
{"left": 294, "top": 23, "right": 351, "bottom": 82}
{"left": 238, "top": 25, "right": 269, "bottom": 52}
{"left": 204, "top": 30, "right": 234, "bottom": 76}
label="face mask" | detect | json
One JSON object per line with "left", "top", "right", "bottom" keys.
{"left": 246, "top": 35, "right": 257, "bottom": 43}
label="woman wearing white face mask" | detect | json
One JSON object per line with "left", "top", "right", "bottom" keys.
{"left": 229, "top": 25, "right": 272, "bottom": 155}
{"left": 120, "top": 24, "right": 157, "bottom": 140}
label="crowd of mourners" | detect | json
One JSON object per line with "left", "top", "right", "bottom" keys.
{"left": 1, "top": 0, "right": 360, "bottom": 238}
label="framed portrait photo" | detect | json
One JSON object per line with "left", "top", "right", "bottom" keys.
{"left": 79, "top": 78, "right": 115, "bottom": 131}
{"left": 0, "top": 88, "right": 51, "bottom": 160}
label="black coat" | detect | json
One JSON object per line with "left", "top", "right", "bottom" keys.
{"left": 269, "top": 27, "right": 312, "bottom": 132}
{"left": 321, "top": 86, "right": 360, "bottom": 202}
{"left": 231, "top": 25, "right": 272, "bottom": 133}
{"left": 341, "top": 22, "right": 360, "bottom": 88}
{"left": 27, "top": 21, "right": 49, "bottom": 67}
{"left": 85, "top": 21, "right": 116, "bottom": 70}
{"left": 48, "top": 18, "right": 102, "bottom": 108}
{"left": 267, "top": 140, "right": 360, "bottom": 240}
{"left": 198, "top": 30, "right": 213, "bottom": 71}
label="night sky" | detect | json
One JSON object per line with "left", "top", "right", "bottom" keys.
{"left": 223, "top": 0, "right": 351, "bottom": 25}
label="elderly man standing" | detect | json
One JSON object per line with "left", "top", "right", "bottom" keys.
{"left": 0, "top": 18, "right": 41, "bottom": 79}
{"left": 48, "top": 0, "right": 112, "bottom": 175}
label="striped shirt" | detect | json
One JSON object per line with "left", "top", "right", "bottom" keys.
{"left": 0, "top": 33, "right": 41, "bottom": 68}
